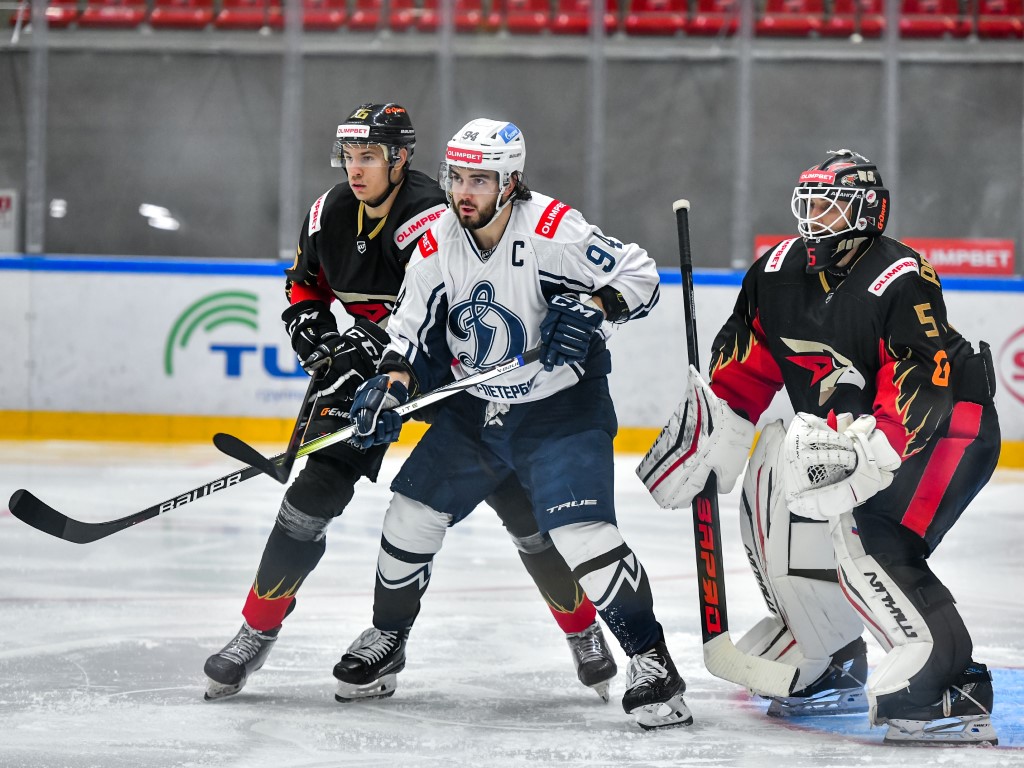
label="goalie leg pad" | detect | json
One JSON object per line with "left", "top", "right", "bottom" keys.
{"left": 830, "top": 510, "right": 974, "bottom": 723}
{"left": 738, "top": 421, "right": 864, "bottom": 691}
{"left": 637, "top": 365, "right": 754, "bottom": 509}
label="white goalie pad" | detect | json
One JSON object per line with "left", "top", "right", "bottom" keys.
{"left": 737, "top": 421, "right": 864, "bottom": 690}
{"left": 784, "top": 413, "right": 902, "bottom": 520}
{"left": 637, "top": 365, "right": 754, "bottom": 509}
{"left": 830, "top": 511, "right": 934, "bottom": 711}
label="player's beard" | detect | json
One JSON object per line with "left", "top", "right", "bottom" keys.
{"left": 455, "top": 196, "right": 498, "bottom": 230}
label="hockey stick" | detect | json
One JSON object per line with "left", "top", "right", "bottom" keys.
{"left": 212, "top": 357, "right": 327, "bottom": 485}
{"left": 673, "top": 199, "right": 798, "bottom": 698}
{"left": 7, "top": 347, "right": 542, "bottom": 544}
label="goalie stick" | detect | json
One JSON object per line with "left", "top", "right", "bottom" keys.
{"left": 213, "top": 356, "right": 327, "bottom": 485}
{"left": 7, "top": 348, "right": 542, "bottom": 544}
{"left": 673, "top": 199, "right": 798, "bottom": 699}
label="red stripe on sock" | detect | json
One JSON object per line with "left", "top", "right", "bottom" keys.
{"left": 900, "top": 402, "right": 982, "bottom": 538}
{"left": 551, "top": 597, "right": 597, "bottom": 634}
{"left": 242, "top": 588, "right": 293, "bottom": 632}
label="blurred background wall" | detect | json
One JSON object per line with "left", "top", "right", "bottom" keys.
{"left": 1, "top": 1, "right": 1023, "bottom": 271}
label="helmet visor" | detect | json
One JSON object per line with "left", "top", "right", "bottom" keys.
{"left": 438, "top": 162, "right": 501, "bottom": 198}
{"left": 791, "top": 186, "right": 863, "bottom": 239}
{"left": 332, "top": 141, "right": 393, "bottom": 170}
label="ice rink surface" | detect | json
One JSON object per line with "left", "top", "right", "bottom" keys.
{"left": 1, "top": 441, "right": 1021, "bottom": 768}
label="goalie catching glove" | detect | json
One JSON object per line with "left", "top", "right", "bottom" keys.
{"left": 281, "top": 300, "right": 390, "bottom": 400}
{"left": 637, "top": 366, "right": 755, "bottom": 509}
{"left": 784, "top": 412, "right": 902, "bottom": 520}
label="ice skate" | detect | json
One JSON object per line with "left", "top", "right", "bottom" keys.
{"left": 767, "top": 637, "right": 868, "bottom": 717}
{"left": 566, "top": 621, "right": 617, "bottom": 702}
{"left": 877, "top": 662, "right": 998, "bottom": 746}
{"left": 203, "top": 622, "right": 280, "bottom": 700}
{"left": 333, "top": 627, "right": 409, "bottom": 702}
{"left": 621, "top": 639, "right": 693, "bottom": 730}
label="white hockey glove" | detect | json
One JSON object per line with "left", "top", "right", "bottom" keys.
{"left": 637, "top": 365, "right": 755, "bottom": 509}
{"left": 784, "top": 413, "right": 902, "bottom": 520}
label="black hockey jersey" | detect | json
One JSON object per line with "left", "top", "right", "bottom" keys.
{"left": 284, "top": 170, "right": 448, "bottom": 324}
{"left": 709, "top": 236, "right": 976, "bottom": 460}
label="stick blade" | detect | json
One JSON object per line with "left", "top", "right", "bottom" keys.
{"left": 212, "top": 433, "right": 289, "bottom": 484}
{"left": 703, "top": 633, "right": 799, "bottom": 698}
{"left": 7, "top": 489, "right": 113, "bottom": 544}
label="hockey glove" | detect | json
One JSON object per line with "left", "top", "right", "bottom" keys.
{"left": 636, "top": 365, "right": 755, "bottom": 509}
{"left": 539, "top": 295, "right": 604, "bottom": 372}
{"left": 282, "top": 299, "right": 338, "bottom": 362}
{"left": 300, "top": 318, "right": 392, "bottom": 400}
{"left": 349, "top": 374, "right": 409, "bottom": 449}
{"left": 784, "top": 413, "right": 902, "bottom": 520}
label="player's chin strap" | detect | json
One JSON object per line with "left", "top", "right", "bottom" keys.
{"left": 364, "top": 164, "right": 407, "bottom": 208}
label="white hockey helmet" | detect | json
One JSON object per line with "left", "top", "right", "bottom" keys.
{"left": 441, "top": 118, "right": 526, "bottom": 204}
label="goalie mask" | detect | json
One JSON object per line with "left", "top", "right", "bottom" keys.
{"left": 791, "top": 149, "right": 891, "bottom": 273}
{"left": 439, "top": 118, "right": 526, "bottom": 228}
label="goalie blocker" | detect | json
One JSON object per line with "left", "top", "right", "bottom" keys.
{"left": 637, "top": 365, "right": 754, "bottom": 510}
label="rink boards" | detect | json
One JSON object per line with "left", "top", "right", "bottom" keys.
{"left": 1, "top": 255, "right": 1022, "bottom": 466}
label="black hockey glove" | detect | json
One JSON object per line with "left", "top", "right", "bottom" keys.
{"left": 539, "top": 294, "right": 604, "bottom": 372}
{"left": 282, "top": 299, "right": 338, "bottom": 361}
{"left": 304, "top": 320, "right": 392, "bottom": 399}
{"left": 349, "top": 375, "right": 409, "bottom": 449}
{"left": 282, "top": 301, "right": 390, "bottom": 399}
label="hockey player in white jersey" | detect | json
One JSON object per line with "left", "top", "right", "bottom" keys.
{"left": 333, "top": 118, "right": 692, "bottom": 730}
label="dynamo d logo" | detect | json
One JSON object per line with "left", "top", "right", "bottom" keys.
{"left": 164, "top": 291, "right": 303, "bottom": 379}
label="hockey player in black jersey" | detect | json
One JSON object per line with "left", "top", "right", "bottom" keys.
{"left": 204, "top": 104, "right": 615, "bottom": 702}
{"left": 640, "top": 149, "right": 999, "bottom": 745}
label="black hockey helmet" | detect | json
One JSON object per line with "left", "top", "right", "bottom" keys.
{"left": 331, "top": 103, "right": 416, "bottom": 169}
{"left": 791, "top": 149, "right": 891, "bottom": 273}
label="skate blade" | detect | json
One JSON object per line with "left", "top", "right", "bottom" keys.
{"left": 335, "top": 673, "right": 398, "bottom": 702}
{"left": 631, "top": 693, "right": 694, "bottom": 730}
{"left": 883, "top": 715, "right": 998, "bottom": 746}
{"left": 204, "top": 679, "right": 244, "bottom": 701}
{"left": 589, "top": 680, "right": 611, "bottom": 703}
{"left": 767, "top": 688, "right": 868, "bottom": 718}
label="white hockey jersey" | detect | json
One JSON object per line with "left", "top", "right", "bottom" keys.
{"left": 384, "top": 192, "right": 660, "bottom": 404}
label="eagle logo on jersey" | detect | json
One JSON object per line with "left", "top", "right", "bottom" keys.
{"left": 448, "top": 281, "right": 527, "bottom": 370}
{"left": 781, "top": 338, "right": 867, "bottom": 407}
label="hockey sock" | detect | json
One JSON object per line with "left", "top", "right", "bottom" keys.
{"left": 372, "top": 494, "right": 450, "bottom": 631}
{"left": 243, "top": 517, "right": 326, "bottom": 631}
{"left": 510, "top": 532, "right": 597, "bottom": 634}
{"left": 551, "top": 521, "right": 661, "bottom": 656}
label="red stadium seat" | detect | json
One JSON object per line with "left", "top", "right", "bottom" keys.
{"left": 389, "top": 0, "right": 417, "bottom": 30}
{"left": 899, "top": 0, "right": 970, "bottom": 38}
{"left": 78, "top": 0, "right": 146, "bottom": 27}
{"left": 821, "top": 0, "right": 886, "bottom": 38}
{"left": 301, "top": 0, "right": 347, "bottom": 29}
{"left": 756, "top": 0, "right": 824, "bottom": 36}
{"left": 550, "top": 0, "right": 619, "bottom": 35}
{"left": 623, "top": 0, "right": 685, "bottom": 36}
{"left": 498, "top": 0, "right": 551, "bottom": 33}
{"left": 9, "top": 0, "right": 80, "bottom": 28}
{"left": 977, "top": 0, "right": 1024, "bottom": 38}
{"left": 417, "top": 0, "right": 497, "bottom": 32}
{"left": 214, "top": 0, "right": 269, "bottom": 28}
{"left": 348, "top": 0, "right": 383, "bottom": 29}
{"left": 149, "top": 0, "right": 214, "bottom": 29}
{"left": 686, "top": 0, "right": 738, "bottom": 36}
